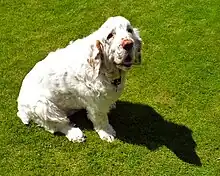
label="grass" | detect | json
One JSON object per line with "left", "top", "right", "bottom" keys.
{"left": 0, "top": 0, "right": 220, "bottom": 175}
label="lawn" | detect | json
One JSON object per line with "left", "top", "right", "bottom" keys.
{"left": 0, "top": 0, "right": 219, "bottom": 175}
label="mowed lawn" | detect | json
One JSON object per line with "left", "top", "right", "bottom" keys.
{"left": 0, "top": 0, "right": 219, "bottom": 175}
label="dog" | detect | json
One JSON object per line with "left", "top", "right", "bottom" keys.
{"left": 17, "top": 16, "right": 142, "bottom": 142}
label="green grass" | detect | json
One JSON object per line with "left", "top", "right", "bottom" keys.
{"left": 0, "top": 0, "right": 220, "bottom": 175}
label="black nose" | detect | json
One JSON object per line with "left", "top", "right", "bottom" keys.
{"left": 122, "top": 39, "right": 133, "bottom": 51}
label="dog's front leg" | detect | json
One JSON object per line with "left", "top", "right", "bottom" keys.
{"left": 109, "top": 102, "right": 116, "bottom": 110}
{"left": 87, "top": 109, "right": 116, "bottom": 142}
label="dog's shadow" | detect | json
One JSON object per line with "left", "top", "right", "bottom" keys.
{"left": 69, "top": 101, "right": 201, "bottom": 166}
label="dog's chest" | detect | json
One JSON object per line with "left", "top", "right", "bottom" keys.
{"left": 53, "top": 74, "right": 125, "bottom": 111}
{"left": 95, "top": 75, "right": 125, "bottom": 103}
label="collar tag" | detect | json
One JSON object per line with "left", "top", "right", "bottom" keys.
{"left": 111, "top": 77, "right": 121, "bottom": 92}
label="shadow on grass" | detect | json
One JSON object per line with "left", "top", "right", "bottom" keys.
{"left": 69, "top": 101, "right": 201, "bottom": 166}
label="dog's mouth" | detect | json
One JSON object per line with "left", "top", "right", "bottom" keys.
{"left": 114, "top": 54, "right": 133, "bottom": 70}
{"left": 122, "top": 55, "right": 132, "bottom": 67}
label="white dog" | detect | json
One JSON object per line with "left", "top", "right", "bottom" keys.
{"left": 17, "top": 16, "right": 142, "bottom": 142}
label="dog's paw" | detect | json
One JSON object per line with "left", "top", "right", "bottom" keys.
{"left": 109, "top": 103, "right": 116, "bottom": 110}
{"left": 97, "top": 124, "right": 116, "bottom": 142}
{"left": 66, "top": 127, "right": 85, "bottom": 142}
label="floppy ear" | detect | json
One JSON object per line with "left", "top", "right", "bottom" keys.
{"left": 133, "top": 28, "right": 142, "bottom": 65}
{"left": 87, "top": 40, "right": 103, "bottom": 79}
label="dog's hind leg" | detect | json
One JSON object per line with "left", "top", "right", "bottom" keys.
{"left": 17, "top": 107, "right": 31, "bottom": 125}
{"left": 33, "top": 98, "right": 85, "bottom": 142}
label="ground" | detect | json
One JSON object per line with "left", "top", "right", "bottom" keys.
{"left": 0, "top": 0, "right": 219, "bottom": 175}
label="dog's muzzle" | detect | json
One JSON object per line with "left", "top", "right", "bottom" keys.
{"left": 121, "top": 39, "right": 133, "bottom": 51}
{"left": 120, "top": 39, "right": 134, "bottom": 68}
{"left": 123, "top": 54, "right": 132, "bottom": 67}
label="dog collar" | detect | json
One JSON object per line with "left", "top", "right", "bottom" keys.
{"left": 111, "top": 77, "right": 121, "bottom": 86}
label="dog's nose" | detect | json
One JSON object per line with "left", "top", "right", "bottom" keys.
{"left": 121, "top": 39, "right": 133, "bottom": 51}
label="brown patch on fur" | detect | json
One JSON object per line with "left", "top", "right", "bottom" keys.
{"left": 87, "top": 40, "right": 103, "bottom": 69}
{"left": 96, "top": 40, "right": 103, "bottom": 52}
{"left": 96, "top": 40, "right": 104, "bottom": 60}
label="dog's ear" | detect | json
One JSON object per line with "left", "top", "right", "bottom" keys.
{"left": 87, "top": 40, "right": 103, "bottom": 79}
{"left": 96, "top": 40, "right": 104, "bottom": 53}
{"left": 133, "top": 28, "right": 142, "bottom": 65}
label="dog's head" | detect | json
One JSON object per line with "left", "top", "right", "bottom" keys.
{"left": 98, "top": 16, "right": 142, "bottom": 71}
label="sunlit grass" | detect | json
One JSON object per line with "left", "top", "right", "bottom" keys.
{"left": 0, "top": 0, "right": 219, "bottom": 175}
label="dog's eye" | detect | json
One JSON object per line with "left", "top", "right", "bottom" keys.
{"left": 107, "top": 33, "right": 113, "bottom": 40}
{"left": 127, "top": 28, "right": 133, "bottom": 33}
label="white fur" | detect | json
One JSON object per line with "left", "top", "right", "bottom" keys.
{"left": 17, "top": 16, "right": 142, "bottom": 142}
